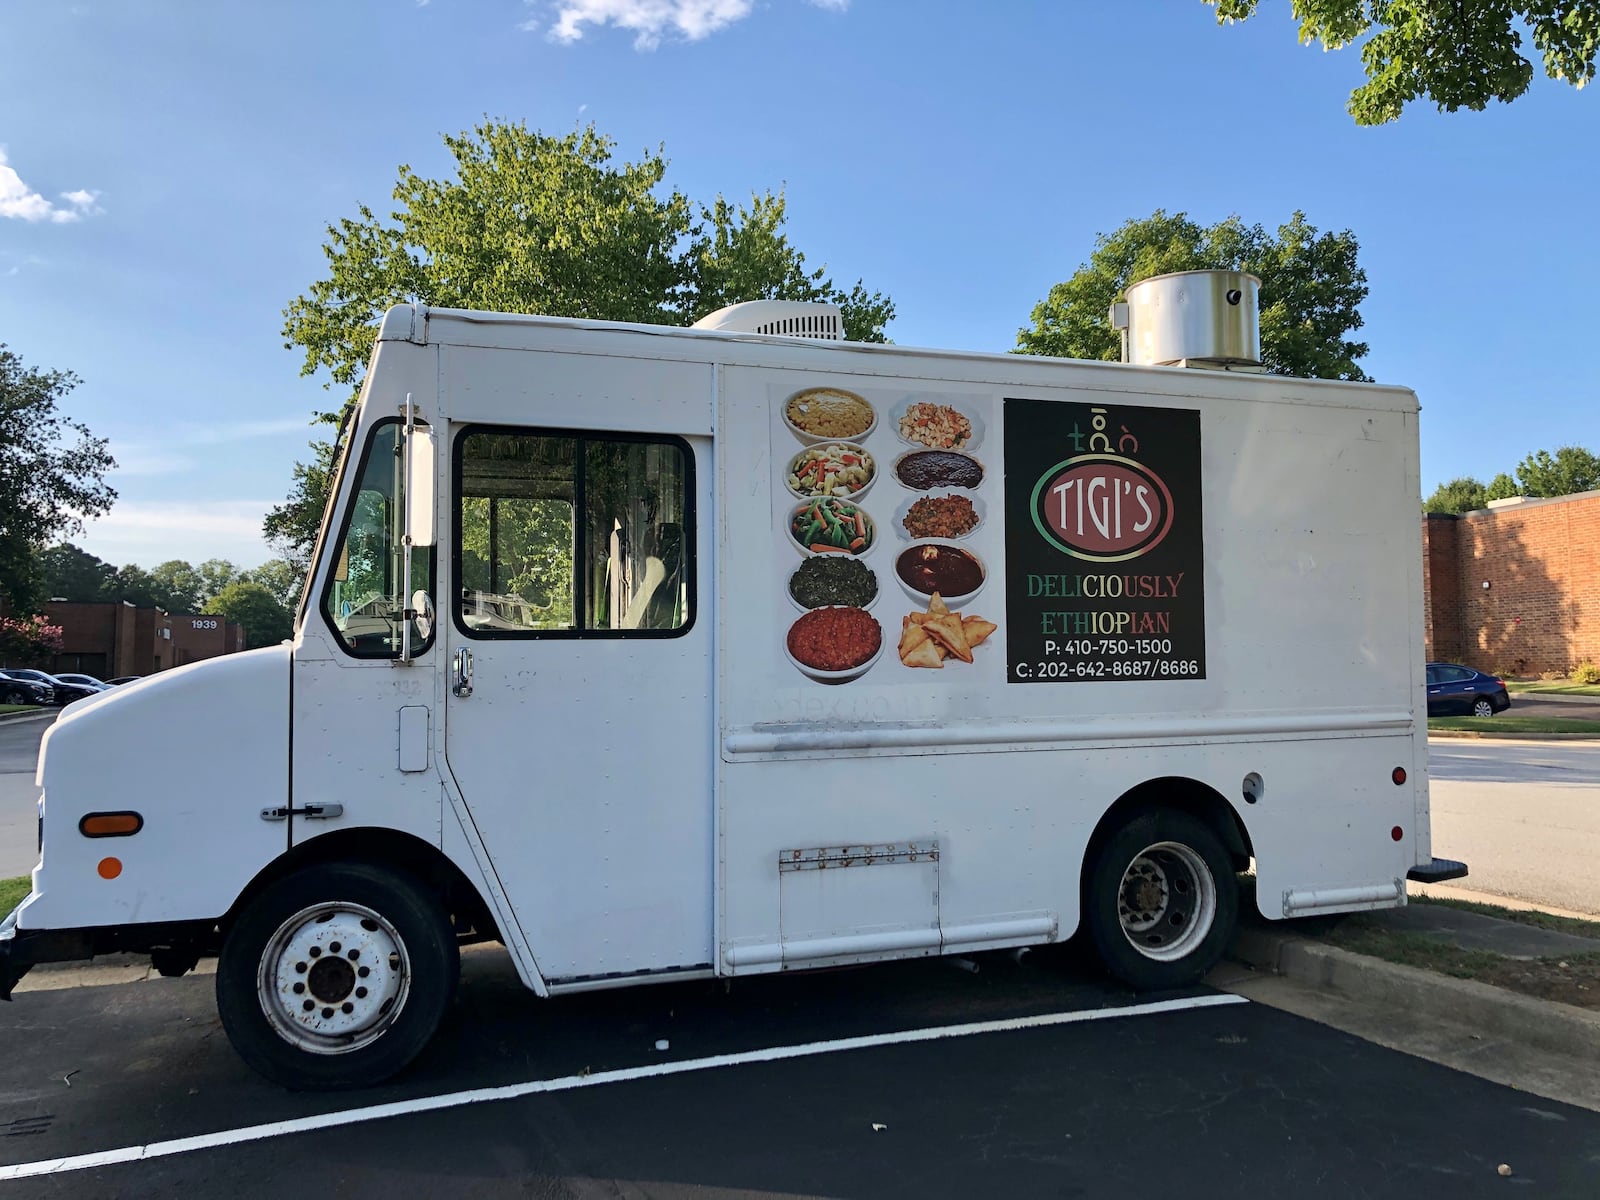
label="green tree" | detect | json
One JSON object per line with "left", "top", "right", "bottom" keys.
{"left": 38, "top": 543, "right": 116, "bottom": 602}
{"left": 1486, "top": 472, "right": 1521, "bottom": 501}
{"left": 205, "top": 580, "right": 294, "bottom": 650}
{"left": 104, "top": 564, "right": 168, "bottom": 609}
{"left": 149, "top": 560, "right": 203, "bottom": 612}
{"left": 1207, "top": 1, "right": 1600, "bottom": 124}
{"left": 246, "top": 558, "right": 307, "bottom": 610}
{"left": 196, "top": 558, "right": 242, "bottom": 604}
{"left": 271, "top": 121, "right": 894, "bottom": 561}
{"left": 1423, "top": 476, "right": 1490, "bottom": 514}
{"left": 0, "top": 346, "right": 116, "bottom": 612}
{"left": 1516, "top": 445, "right": 1600, "bottom": 497}
{"left": 1017, "top": 210, "right": 1369, "bottom": 381}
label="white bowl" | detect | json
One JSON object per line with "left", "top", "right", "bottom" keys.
{"left": 781, "top": 387, "right": 878, "bottom": 445}
{"left": 786, "top": 558, "right": 882, "bottom": 613}
{"left": 889, "top": 398, "right": 985, "bottom": 453}
{"left": 783, "top": 607, "right": 887, "bottom": 684}
{"left": 787, "top": 497, "right": 879, "bottom": 558}
{"left": 892, "top": 540, "right": 988, "bottom": 610}
{"left": 891, "top": 448, "right": 986, "bottom": 492}
{"left": 783, "top": 441, "right": 877, "bottom": 504}
{"left": 892, "top": 492, "right": 987, "bottom": 541}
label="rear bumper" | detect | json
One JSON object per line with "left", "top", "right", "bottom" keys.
{"left": 1407, "top": 857, "right": 1469, "bottom": 884}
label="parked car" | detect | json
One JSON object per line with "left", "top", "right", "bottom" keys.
{"left": 0, "top": 670, "right": 55, "bottom": 707}
{"left": 1425, "top": 662, "right": 1512, "bottom": 717}
{"left": 53, "top": 673, "right": 110, "bottom": 692}
{"left": 0, "top": 669, "right": 101, "bottom": 706}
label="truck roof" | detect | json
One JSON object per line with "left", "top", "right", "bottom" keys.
{"left": 376, "top": 303, "right": 1418, "bottom": 414}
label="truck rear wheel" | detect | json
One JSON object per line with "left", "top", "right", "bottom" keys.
{"left": 216, "top": 862, "right": 459, "bottom": 1090}
{"left": 1083, "top": 809, "right": 1238, "bottom": 990}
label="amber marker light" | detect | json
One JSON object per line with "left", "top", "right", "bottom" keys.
{"left": 80, "top": 811, "right": 144, "bottom": 837}
{"left": 97, "top": 857, "right": 123, "bottom": 880}
{"left": 1391, "top": 767, "right": 1407, "bottom": 786}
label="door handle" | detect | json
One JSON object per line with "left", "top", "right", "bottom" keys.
{"left": 260, "top": 803, "right": 344, "bottom": 822}
{"left": 452, "top": 648, "right": 474, "bottom": 698}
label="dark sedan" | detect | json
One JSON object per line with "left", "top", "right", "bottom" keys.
{"left": 0, "top": 668, "right": 101, "bottom": 706}
{"left": 1426, "top": 662, "right": 1512, "bottom": 718}
{"left": 0, "top": 670, "right": 55, "bottom": 706}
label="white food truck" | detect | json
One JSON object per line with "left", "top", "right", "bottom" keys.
{"left": 1, "top": 273, "right": 1464, "bottom": 1089}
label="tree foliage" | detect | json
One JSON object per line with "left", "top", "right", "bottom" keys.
{"left": 0, "top": 346, "right": 116, "bottom": 612}
{"left": 1017, "top": 210, "right": 1370, "bottom": 381}
{"left": 248, "top": 559, "right": 306, "bottom": 610}
{"left": 1208, "top": 1, "right": 1600, "bottom": 124}
{"left": 37, "top": 543, "right": 116, "bottom": 603}
{"left": 272, "top": 121, "right": 895, "bottom": 562}
{"left": 1517, "top": 445, "right": 1600, "bottom": 497}
{"left": 1423, "top": 445, "right": 1600, "bottom": 511}
{"left": 204, "top": 580, "right": 293, "bottom": 649}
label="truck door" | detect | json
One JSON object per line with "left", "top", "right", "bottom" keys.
{"left": 442, "top": 423, "right": 714, "bottom": 981}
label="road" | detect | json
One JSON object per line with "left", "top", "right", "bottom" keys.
{"left": 1428, "top": 738, "right": 1600, "bottom": 915}
{"left": 0, "top": 713, "right": 51, "bottom": 879}
{"left": 3, "top": 948, "right": 1599, "bottom": 1196}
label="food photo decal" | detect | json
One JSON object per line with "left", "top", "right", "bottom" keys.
{"left": 791, "top": 496, "right": 875, "bottom": 556}
{"left": 897, "top": 592, "right": 997, "bottom": 670}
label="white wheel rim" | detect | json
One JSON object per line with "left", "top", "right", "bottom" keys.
{"left": 256, "top": 901, "right": 411, "bottom": 1055}
{"left": 1116, "top": 841, "right": 1217, "bottom": 963}
{"left": 1474, "top": 700, "right": 1493, "bottom": 716}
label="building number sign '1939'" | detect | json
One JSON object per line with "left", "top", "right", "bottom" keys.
{"left": 1003, "top": 398, "right": 1206, "bottom": 683}
{"left": 191, "top": 619, "right": 218, "bottom": 631}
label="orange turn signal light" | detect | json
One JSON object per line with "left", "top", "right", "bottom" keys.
{"left": 79, "top": 811, "right": 144, "bottom": 838}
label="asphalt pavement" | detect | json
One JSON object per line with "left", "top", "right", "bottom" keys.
{"left": 0, "top": 712, "right": 50, "bottom": 879}
{"left": 3, "top": 947, "right": 1599, "bottom": 1196}
{"left": 1428, "top": 739, "right": 1600, "bottom": 915}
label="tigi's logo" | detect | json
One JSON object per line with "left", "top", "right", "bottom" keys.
{"left": 1029, "top": 408, "right": 1173, "bottom": 562}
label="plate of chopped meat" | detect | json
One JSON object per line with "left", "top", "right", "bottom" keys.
{"left": 890, "top": 399, "right": 984, "bottom": 452}
{"left": 894, "top": 492, "right": 985, "bottom": 541}
{"left": 784, "top": 606, "right": 885, "bottom": 683}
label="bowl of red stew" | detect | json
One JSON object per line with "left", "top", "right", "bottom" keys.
{"left": 894, "top": 540, "right": 987, "bottom": 608}
{"left": 784, "top": 606, "right": 885, "bottom": 683}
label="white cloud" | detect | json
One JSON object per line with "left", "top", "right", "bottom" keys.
{"left": 76, "top": 500, "right": 275, "bottom": 569}
{"left": 808, "top": 0, "right": 848, "bottom": 9}
{"left": 0, "top": 147, "right": 102, "bottom": 223}
{"left": 543, "top": 0, "right": 756, "bottom": 49}
{"left": 110, "top": 417, "right": 315, "bottom": 478}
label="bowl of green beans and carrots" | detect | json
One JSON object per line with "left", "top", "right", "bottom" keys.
{"left": 789, "top": 497, "right": 877, "bottom": 557}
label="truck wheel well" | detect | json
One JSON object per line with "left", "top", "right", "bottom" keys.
{"left": 1084, "top": 777, "right": 1254, "bottom": 877}
{"left": 225, "top": 829, "right": 499, "bottom": 944}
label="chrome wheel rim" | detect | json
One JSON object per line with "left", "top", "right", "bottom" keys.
{"left": 1473, "top": 699, "right": 1493, "bottom": 717}
{"left": 256, "top": 901, "right": 411, "bottom": 1055}
{"left": 1116, "top": 841, "right": 1216, "bottom": 962}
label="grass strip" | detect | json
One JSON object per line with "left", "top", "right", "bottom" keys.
{"left": 1410, "top": 892, "right": 1600, "bottom": 940}
{"left": 1506, "top": 682, "right": 1600, "bottom": 696}
{"left": 0, "top": 705, "right": 41, "bottom": 715}
{"left": 1428, "top": 716, "right": 1600, "bottom": 734}
{"left": 0, "top": 875, "right": 29, "bottom": 915}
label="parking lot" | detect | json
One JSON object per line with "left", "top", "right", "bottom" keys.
{"left": 4, "top": 942, "right": 1600, "bottom": 1196}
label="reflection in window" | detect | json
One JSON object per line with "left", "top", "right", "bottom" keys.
{"left": 322, "top": 421, "right": 434, "bottom": 656}
{"left": 456, "top": 430, "right": 690, "bottom": 636}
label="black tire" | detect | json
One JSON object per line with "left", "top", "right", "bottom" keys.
{"left": 0, "top": 687, "right": 20, "bottom": 704}
{"left": 1082, "top": 808, "right": 1239, "bottom": 990}
{"left": 216, "top": 862, "right": 459, "bottom": 1090}
{"left": 1472, "top": 697, "right": 1495, "bottom": 718}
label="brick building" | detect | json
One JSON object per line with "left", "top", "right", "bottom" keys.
{"left": 1422, "top": 489, "right": 1600, "bottom": 674}
{"left": 35, "top": 601, "right": 245, "bottom": 680}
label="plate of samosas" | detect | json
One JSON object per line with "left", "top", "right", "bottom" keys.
{"left": 895, "top": 591, "right": 997, "bottom": 669}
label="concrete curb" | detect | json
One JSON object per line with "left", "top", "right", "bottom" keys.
{"left": 1229, "top": 926, "right": 1600, "bottom": 1059}
{"left": 1427, "top": 729, "right": 1600, "bottom": 740}
{"left": 0, "top": 709, "right": 52, "bottom": 726}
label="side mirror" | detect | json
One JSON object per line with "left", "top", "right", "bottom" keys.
{"left": 411, "top": 589, "right": 434, "bottom": 643}
{"left": 405, "top": 426, "right": 436, "bottom": 548}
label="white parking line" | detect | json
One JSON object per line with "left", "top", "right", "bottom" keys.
{"left": 0, "top": 992, "right": 1246, "bottom": 1182}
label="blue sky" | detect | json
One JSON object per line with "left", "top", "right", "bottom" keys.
{"left": 2, "top": 0, "right": 1595, "bottom": 569}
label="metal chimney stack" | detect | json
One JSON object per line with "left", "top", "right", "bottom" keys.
{"left": 1110, "top": 270, "right": 1262, "bottom": 370}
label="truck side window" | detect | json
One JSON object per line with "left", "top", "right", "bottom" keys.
{"left": 455, "top": 428, "right": 693, "bottom": 637}
{"left": 321, "top": 420, "right": 436, "bottom": 657}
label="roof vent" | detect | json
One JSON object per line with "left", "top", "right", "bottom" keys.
{"left": 691, "top": 299, "right": 845, "bottom": 341}
{"left": 1110, "top": 270, "right": 1262, "bottom": 370}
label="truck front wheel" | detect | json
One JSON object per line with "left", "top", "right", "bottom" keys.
{"left": 1083, "top": 809, "right": 1238, "bottom": 990}
{"left": 217, "top": 862, "right": 459, "bottom": 1090}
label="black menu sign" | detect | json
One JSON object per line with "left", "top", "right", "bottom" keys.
{"left": 1003, "top": 398, "right": 1205, "bottom": 683}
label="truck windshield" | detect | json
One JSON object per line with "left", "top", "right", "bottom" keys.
{"left": 319, "top": 419, "right": 434, "bottom": 657}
